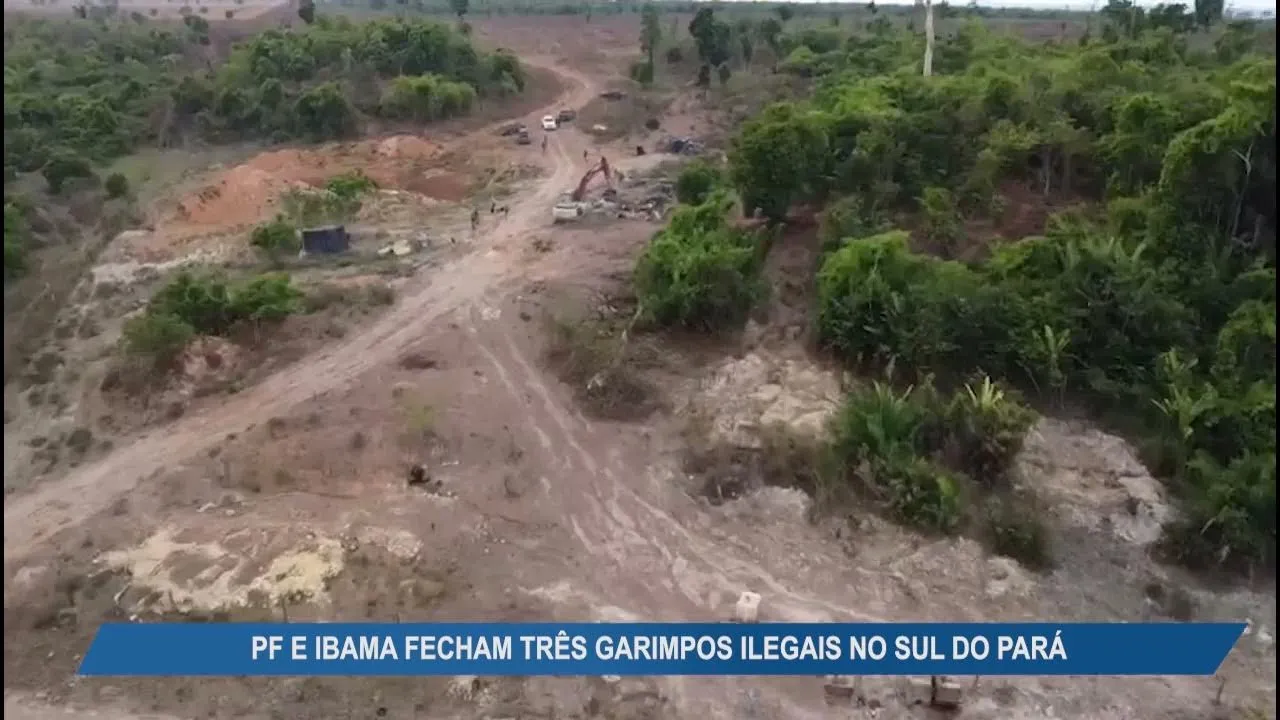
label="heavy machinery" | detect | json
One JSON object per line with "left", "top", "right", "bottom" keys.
{"left": 553, "top": 157, "right": 616, "bottom": 223}
{"left": 572, "top": 156, "right": 613, "bottom": 202}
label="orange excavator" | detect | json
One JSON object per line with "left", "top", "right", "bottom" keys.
{"left": 571, "top": 156, "right": 614, "bottom": 202}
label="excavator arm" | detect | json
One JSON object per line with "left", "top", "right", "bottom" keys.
{"left": 571, "top": 157, "right": 614, "bottom": 202}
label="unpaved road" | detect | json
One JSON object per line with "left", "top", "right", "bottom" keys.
{"left": 5, "top": 50, "right": 1270, "bottom": 720}
{"left": 2, "top": 57, "right": 597, "bottom": 564}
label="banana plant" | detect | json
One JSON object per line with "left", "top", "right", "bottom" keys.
{"left": 1036, "top": 324, "right": 1071, "bottom": 407}
{"left": 1151, "top": 359, "right": 1219, "bottom": 475}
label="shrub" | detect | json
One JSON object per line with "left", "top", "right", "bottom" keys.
{"left": 150, "top": 272, "right": 237, "bottom": 335}
{"left": 42, "top": 151, "right": 95, "bottom": 194}
{"left": 674, "top": 161, "right": 722, "bottom": 206}
{"left": 633, "top": 192, "right": 766, "bottom": 331}
{"left": 630, "top": 61, "right": 655, "bottom": 85}
{"left": 946, "top": 375, "right": 1038, "bottom": 485}
{"left": 828, "top": 377, "right": 1038, "bottom": 541}
{"left": 830, "top": 381, "right": 960, "bottom": 532}
{"left": 830, "top": 381, "right": 931, "bottom": 466}
{"left": 250, "top": 217, "right": 300, "bottom": 262}
{"left": 919, "top": 186, "right": 964, "bottom": 257}
{"left": 122, "top": 271, "right": 303, "bottom": 367}
{"left": 983, "top": 495, "right": 1054, "bottom": 570}
{"left": 228, "top": 273, "right": 302, "bottom": 323}
{"left": 146, "top": 271, "right": 302, "bottom": 336}
{"left": 816, "top": 231, "right": 984, "bottom": 373}
{"left": 104, "top": 172, "right": 130, "bottom": 199}
{"left": 325, "top": 170, "right": 378, "bottom": 200}
{"left": 817, "top": 195, "right": 888, "bottom": 257}
{"left": 122, "top": 312, "right": 195, "bottom": 367}
{"left": 1164, "top": 451, "right": 1276, "bottom": 570}
{"left": 877, "top": 456, "right": 962, "bottom": 532}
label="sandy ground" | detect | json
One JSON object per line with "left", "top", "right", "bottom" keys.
{"left": 3, "top": 12, "right": 1277, "bottom": 720}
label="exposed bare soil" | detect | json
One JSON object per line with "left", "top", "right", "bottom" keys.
{"left": 4, "top": 13, "right": 1276, "bottom": 720}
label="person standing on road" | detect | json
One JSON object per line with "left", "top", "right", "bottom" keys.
{"left": 541, "top": 136, "right": 548, "bottom": 154}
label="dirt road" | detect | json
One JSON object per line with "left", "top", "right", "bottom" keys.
{"left": 1, "top": 58, "right": 597, "bottom": 564}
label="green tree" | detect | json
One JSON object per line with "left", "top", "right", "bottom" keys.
{"left": 675, "top": 161, "right": 722, "bottom": 205}
{"left": 1193, "top": 0, "right": 1223, "bottom": 27}
{"left": 774, "top": 4, "right": 795, "bottom": 23}
{"left": 449, "top": 0, "right": 468, "bottom": 20}
{"left": 640, "top": 3, "right": 662, "bottom": 70}
{"left": 293, "top": 83, "right": 358, "bottom": 141}
{"left": 757, "top": 17, "right": 783, "bottom": 55}
{"left": 729, "top": 103, "right": 829, "bottom": 222}
{"left": 298, "top": 0, "right": 315, "bottom": 24}
{"left": 688, "top": 8, "right": 731, "bottom": 68}
{"left": 42, "top": 151, "right": 95, "bottom": 194}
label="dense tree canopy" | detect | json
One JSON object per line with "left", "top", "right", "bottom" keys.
{"left": 672, "top": 16, "right": 1275, "bottom": 569}
{"left": 3, "top": 16, "right": 524, "bottom": 180}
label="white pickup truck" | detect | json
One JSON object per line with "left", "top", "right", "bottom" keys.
{"left": 552, "top": 193, "right": 583, "bottom": 223}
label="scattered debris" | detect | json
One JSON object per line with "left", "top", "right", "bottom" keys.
{"left": 377, "top": 238, "right": 423, "bottom": 257}
{"left": 662, "top": 136, "right": 704, "bottom": 156}
{"left": 823, "top": 675, "right": 856, "bottom": 702}
{"left": 932, "top": 676, "right": 963, "bottom": 709}
{"left": 734, "top": 591, "right": 761, "bottom": 623}
{"left": 599, "top": 90, "right": 626, "bottom": 100}
{"left": 446, "top": 675, "right": 481, "bottom": 701}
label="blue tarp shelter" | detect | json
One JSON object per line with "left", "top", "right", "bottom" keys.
{"left": 301, "top": 225, "right": 349, "bottom": 255}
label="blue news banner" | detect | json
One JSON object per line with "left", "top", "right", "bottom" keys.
{"left": 78, "top": 622, "right": 1245, "bottom": 678}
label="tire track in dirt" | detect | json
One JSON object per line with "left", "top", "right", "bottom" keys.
{"left": 467, "top": 311, "right": 896, "bottom": 626}
{"left": 464, "top": 312, "right": 902, "bottom": 718}
{"left": 2, "top": 58, "right": 599, "bottom": 564}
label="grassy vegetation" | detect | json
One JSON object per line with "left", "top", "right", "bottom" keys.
{"left": 636, "top": 5, "right": 1276, "bottom": 573}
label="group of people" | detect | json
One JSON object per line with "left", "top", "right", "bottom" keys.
{"left": 467, "top": 132, "right": 595, "bottom": 232}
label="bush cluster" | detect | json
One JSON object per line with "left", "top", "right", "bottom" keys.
{"left": 123, "top": 271, "right": 302, "bottom": 366}
{"left": 830, "top": 376, "right": 1038, "bottom": 548}
{"left": 4, "top": 17, "right": 523, "bottom": 181}
{"left": 633, "top": 191, "right": 767, "bottom": 331}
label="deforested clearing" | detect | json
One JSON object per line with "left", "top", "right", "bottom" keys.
{"left": 3, "top": 3, "right": 1275, "bottom": 720}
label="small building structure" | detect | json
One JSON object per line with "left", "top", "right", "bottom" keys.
{"left": 301, "top": 225, "right": 350, "bottom": 255}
